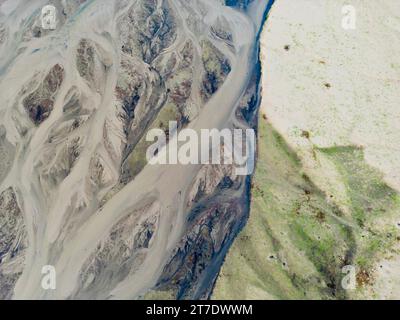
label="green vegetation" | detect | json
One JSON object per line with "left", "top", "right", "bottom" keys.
{"left": 213, "top": 118, "right": 400, "bottom": 300}
{"left": 143, "top": 289, "right": 176, "bottom": 300}
{"left": 126, "top": 103, "right": 180, "bottom": 178}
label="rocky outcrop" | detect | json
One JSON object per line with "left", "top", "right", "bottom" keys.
{"left": 201, "top": 40, "right": 231, "bottom": 101}
{"left": 23, "top": 64, "right": 65, "bottom": 125}
{"left": 73, "top": 202, "right": 160, "bottom": 299}
{"left": 120, "top": 0, "right": 176, "bottom": 64}
{"left": 0, "top": 188, "right": 27, "bottom": 300}
{"left": 155, "top": 174, "right": 249, "bottom": 299}
{"left": 0, "top": 126, "right": 15, "bottom": 184}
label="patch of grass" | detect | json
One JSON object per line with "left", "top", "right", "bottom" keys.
{"left": 126, "top": 103, "right": 180, "bottom": 178}
{"left": 318, "top": 146, "right": 399, "bottom": 270}
{"left": 213, "top": 119, "right": 400, "bottom": 300}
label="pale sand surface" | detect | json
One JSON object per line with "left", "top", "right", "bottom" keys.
{"left": 261, "top": 0, "right": 400, "bottom": 191}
